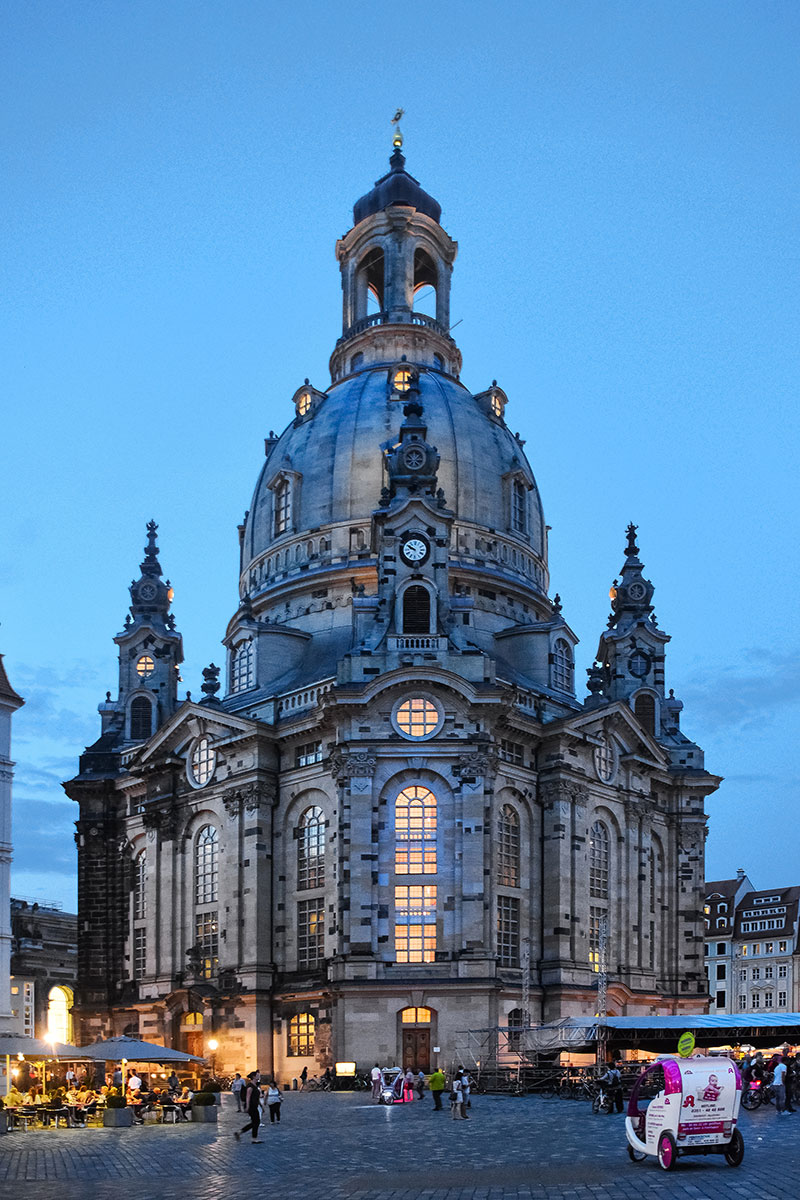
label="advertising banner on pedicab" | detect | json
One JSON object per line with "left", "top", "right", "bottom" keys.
{"left": 675, "top": 1060, "right": 738, "bottom": 1146}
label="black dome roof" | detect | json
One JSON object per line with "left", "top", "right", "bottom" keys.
{"left": 353, "top": 149, "right": 442, "bottom": 226}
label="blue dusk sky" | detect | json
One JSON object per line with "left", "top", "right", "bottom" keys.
{"left": 2, "top": 1, "right": 798, "bottom": 910}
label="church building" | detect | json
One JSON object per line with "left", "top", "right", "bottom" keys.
{"left": 66, "top": 137, "right": 719, "bottom": 1076}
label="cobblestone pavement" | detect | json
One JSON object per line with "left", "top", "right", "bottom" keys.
{"left": 1, "top": 1091, "right": 799, "bottom": 1200}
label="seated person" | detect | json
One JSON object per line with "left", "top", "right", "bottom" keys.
{"left": 6, "top": 1086, "right": 25, "bottom": 1107}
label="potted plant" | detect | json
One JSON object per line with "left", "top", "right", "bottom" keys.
{"left": 205, "top": 1079, "right": 223, "bottom": 1106}
{"left": 103, "top": 1091, "right": 134, "bottom": 1128}
{"left": 190, "top": 1092, "right": 218, "bottom": 1123}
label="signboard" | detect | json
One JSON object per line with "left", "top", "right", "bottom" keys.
{"left": 677, "top": 1031, "right": 695, "bottom": 1058}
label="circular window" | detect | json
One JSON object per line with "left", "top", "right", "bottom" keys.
{"left": 136, "top": 655, "right": 155, "bottom": 679}
{"left": 393, "top": 367, "right": 412, "bottom": 393}
{"left": 629, "top": 651, "right": 650, "bottom": 678}
{"left": 593, "top": 735, "right": 617, "bottom": 784}
{"left": 189, "top": 736, "right": 216, "bottom": 788}
{"left": 296, "top": 391, "right": 311, "bottom": 417}
{"left": 393, "top": 696, "right": 442, "bottom": 740}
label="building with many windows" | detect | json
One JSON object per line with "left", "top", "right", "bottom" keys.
{"left": 704, "top": 874, "right": 800, "bottom": 1016}
{"left": 66, "top": 139, "right": 720, "bottom": 1076}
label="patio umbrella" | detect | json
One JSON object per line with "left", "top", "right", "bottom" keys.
{"left": 78, "top": 1036, "right": 206, "bottom": 1064}
{"left": 0, "top": 1034, "right": 87, "bottom": 1098}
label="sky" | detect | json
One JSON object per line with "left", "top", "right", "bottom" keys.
{"left": 2, "top": 0, "right": 799, "bottom": 910}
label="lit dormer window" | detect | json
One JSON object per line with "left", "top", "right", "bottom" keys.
{"left": 136, "top": 655, "right": 155, "bottom": 679}
{"left": 296, "top": 391, "right": 311, "bottom": 417}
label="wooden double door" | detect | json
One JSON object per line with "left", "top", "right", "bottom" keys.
{"left": 402, "top": 1028, "right": 431, "bottom": 1072}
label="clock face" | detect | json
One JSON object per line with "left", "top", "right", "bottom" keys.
{"left": 403, "top": 446, "right": 426, "bottom": 471}
{"left": 400, "top": 535, "right": 429, "bottom": 565}
{"left": 139, "top": 582, "right": 157, "bottom": 601}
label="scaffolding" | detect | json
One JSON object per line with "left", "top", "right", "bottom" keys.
{"left": 451, "top": 1020, "right": 596, "bottom": 1092}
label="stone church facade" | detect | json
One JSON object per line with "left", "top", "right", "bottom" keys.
{"left": 66, "top": 140, "right": 719, "bottom": 1077}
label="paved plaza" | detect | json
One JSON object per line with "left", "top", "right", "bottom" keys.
{"left": 0, "top": 1091, "right": 798, "bottom": 1200}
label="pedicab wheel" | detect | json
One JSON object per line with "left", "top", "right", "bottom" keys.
{"left": 724, "top": 1128, "right": 744, "bottom": 1167}
{"left": 627, "top": 1144, "right": 646, "bottom": 1163}
{"left": 591, "top": 1095, "right": 601, "bottom": 1114}
{"left": 657, "top": 1131, "right": 677, "bottom": 1171}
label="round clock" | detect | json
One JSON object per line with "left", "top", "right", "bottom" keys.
{"left": 139, "top": 582, "right": 157, "bottom": 601}
{"left": 628, "top": 581, "right": 646, "bottom": 601}
{"left": 400, "top": 534, "right": 430, "bottom": 566}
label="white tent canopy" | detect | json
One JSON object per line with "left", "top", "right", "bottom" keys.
{"left": 78, "top": 1035, "right": 206, "bottom": 1064}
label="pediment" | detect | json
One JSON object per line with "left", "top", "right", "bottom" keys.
{"left": 133, "top": 700, "right": 263, "bottom": 768}
{"left": 558, "top": 702, "right": 668, "bottom": 767}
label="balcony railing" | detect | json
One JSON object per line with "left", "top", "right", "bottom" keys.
{"left": 337, "top": 311, "right": 452, "bottom": 346}
{"left": 387, "top": 635, "right": 448, "bottom": 652}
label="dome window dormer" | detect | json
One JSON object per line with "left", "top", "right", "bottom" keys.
{"left": 475, "top": 383, "right": 508, "bottom": 423}
{"left": 391, "top": 365, "right": 415, "bottom": 396}
{"left": 292, "top": 381, "right": 325, "bottom": 423}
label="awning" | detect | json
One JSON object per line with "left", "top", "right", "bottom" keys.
{"left": 78, "top": 1035, "right": 206, "bottom": 1064}
{"left": 0, "top": 1035, "right": 86, "bottom": 1059}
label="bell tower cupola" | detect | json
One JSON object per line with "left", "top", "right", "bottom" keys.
{"left": 330, "top": 125, "right": 461, "bottom": 382}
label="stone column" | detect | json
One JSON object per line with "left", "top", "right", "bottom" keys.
{"left": 329, "top": 751, "right": 377, "bottom": 963}
{"left": 451, "top": 749, "right": 497, "bottom": 962}
{"left": 539, "top": 780, "right": 587, "bottom": 978}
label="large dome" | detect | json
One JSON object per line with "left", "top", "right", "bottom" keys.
{"left": 241, "top": 364, "right": 547, "bottom": 595}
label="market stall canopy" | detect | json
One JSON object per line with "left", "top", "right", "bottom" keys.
{"left": 522, "top": 1013, "right": 800, "bottom": 1052}
{"left": 0, "top": 1034, "right": 86, "bottom": 1058}
{"left": 78, "top": 1035, "right": 206, "bottom": 1064}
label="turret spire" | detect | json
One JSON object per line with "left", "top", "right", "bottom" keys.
{"left": 140, "top": 519, "right": 163, "bottom": 577}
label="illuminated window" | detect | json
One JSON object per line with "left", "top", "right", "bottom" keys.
{"left": 297, "top": 807, "right": 325, "bottom": 890}
{"left": 400, "top": 1007, "right": 432, "bottom": 1024}
{"left": 195, "top": 911, "right": 218, "bottom": 979}
{"left": 47, "top": 986, "right": 73, "bottom": 1043}
{"left": 136, "top": 655, "right": 155, "bottom": 678}
{"left": 195, "top": 826, "right": 219, "bottom": 905}
{"left": 231, "top": 640, "right": 254, "bottom": 693}
{"left": 497, "top": 896, "right": 520, "bottom": 967}
{"left": 393, "top": 366, "right": 412, "bottom": 393}
{"left": 395, "top": 885, "right": 436, "bottom": 962}
{"left": 497, "top": 805, "right": 520, "bottom": 887}
{"left": 490, "top": 392, "right": 504, "bottom": 418}
{"left": 274, "top": 478, "right": 291, "bottom": 536}
{"left": 589, "top": 821, "right": 609, "bottom": 899}
{"left": 133, "top": 850, "right": 146, "bottom": 920}
{"left": 395, "top": 697, "right": 440, "bottom": 739}
{"left": 296, "top": 391, "right": 311, "bottom": 417}
{"left": 551, "top": 639, "right": 574, "bottom": 693}
{"left": 395, "top": 786, "right": 437, "bottom": 875}
{"left": 133, "top": 927, "right": 146, "bottom": 980}
{"left": 295, "top": 741, "right": 323, "bottom": 768}
{"left": 287, "top": 1012, "right": 315, "bottom": 1056}
{"left": 130, "top": 696, "right": 153, "bottom": 741}
{"left": 297, "top": 898, "right": 325, "bottom": 968}
{"left": 511, "top": 479, "right": 527, "bottom": 533}
{"left": 190, "top": 737, "right": 216, "bottom": 787}
{"left": 594, "top": 733, "right": 616, "bottom": 782}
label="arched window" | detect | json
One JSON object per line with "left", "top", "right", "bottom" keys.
{"left": 413, "top": 247, "right": 438, "bottom": 318}
{"left": 47, "top": 985, "right": 73, "bottom": 1044}
{"left": 395, "top": 786, "right": 437, "bottom": 874}
{"left": 511, "top": 479, "right": 528, "bottom": 533}
{"left": 297, "top": 806, "right": 325, "bottom": 890}
{"left": 231, "top": 640, "right": 254, "bottom": 693}
{"left": 497, "top": 805, "right": 520, "bottom": 887}
{"left": 274, "top": 478, "right": 291, "bottom": 536}
{"left": 133, "top": 850, "right": 146, "bottom": 920}
{"left": 402, "top": 586, "right": 431, "bottom": 634}
{"left": 350, "top": 352, "right": 364, "bottom": 372}
{"left": 195, "top": 826, "right": 218, "bottom": 905}
{"left": 551, "top": 639, "right": 574, "bottom": 693}
{"left": 130, "top": 696, "right": 153, "bottom": 740}
{"left": 287, "top": 1012, "right": 315, "bottom": 1057}
{"left": 589, "top": 821, "right": 609, "bottom": 900}
{"left": 634, "top": 693, "right": 656, "bottom": 735}
{"left": 507, "top": 1007, "right": 526, "bottom": 1052}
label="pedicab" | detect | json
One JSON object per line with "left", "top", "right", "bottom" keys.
{"left": 378, "top": 1067, "right": 402, "bottom": 1105}
{"left": 624, "top": 1055, "right": 744, "bottom": 1171}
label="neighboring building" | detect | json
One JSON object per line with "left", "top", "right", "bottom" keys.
{"left": 0, "top": 655, "right": 24, "bottom": 1030}
{"left": 66, "top": 139, "right": 721, "bottom": 1075}
{"left": 10, "top": 899, "right": 78, "bottom": 1041}
{"left": 704, "top": 874, "right": 800, "bottom": 1015}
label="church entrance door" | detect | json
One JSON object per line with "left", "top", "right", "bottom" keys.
{"left": 402, "top": 1028, "right": 430, "bottom": 1072}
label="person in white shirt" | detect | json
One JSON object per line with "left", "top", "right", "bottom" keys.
{"left": 773, "top": 1058, "right": 788, "bottom": 1115}
{"left": 371, "top": 1063, "right": 382, "bottom": 1102}
{"left": 450, "top": 1074, "right": 463, "bottom": 1120}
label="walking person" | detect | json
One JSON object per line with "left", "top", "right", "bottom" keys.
{"left": 231, "top": 1072, "right": 245, "bottom": 1112}
{"left": 450, "top": 1073, "right": 463, "bottom": 1120}
{"left": 774, "top": 1056, "right": 788, "bottom": 1116}
{"left": 429, "top": 1066, "right": 446, "bottom": 1111}
{"left": 458, "top": 1067, "right": 470, "bottom": 1119}
{"left": 266, "top": 1080, "right": 283, "bottom": 1123}
{"left": 371, "top": 1062, "right": 382, "bottom": 1102}
{"left": 403, "top": 1068, "right": 415, "bottom": 1103}
{"left": 235, "top": 1071, "right": 263, "bottom": 1143}
{"left": 416, "top": 1070, "right": 426, "bottom": 1100}
{"left": 300, "top": 1066, "right": 308, "bottom": 1091}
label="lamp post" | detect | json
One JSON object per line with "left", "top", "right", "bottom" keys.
{"left": 207, "top": 1039, "right": 218, "bottom": 1079}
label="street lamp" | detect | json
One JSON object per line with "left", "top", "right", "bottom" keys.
{"left": 207, "top": 1039, "right": 218, "bottom": 1078}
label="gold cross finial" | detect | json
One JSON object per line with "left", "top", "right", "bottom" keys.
{"left": 391, "top": 108, "right": 404, "bottom": 149}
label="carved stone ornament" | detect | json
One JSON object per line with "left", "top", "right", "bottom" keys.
{"left": 142, "top": 804, "right": 180, "bottom": 840}
{"left": 329, "top": 752, "right": 377, "bottom": 785}
{"left": 222, "top": 780, "right": 276, "bottom": 815}
{"left": 539, "top": 780, "right": 589, "bottom": 809}
{"left": 451, "top": 749, "right": 498, "bottom": 780}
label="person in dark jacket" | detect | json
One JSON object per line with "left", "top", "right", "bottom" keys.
{"left": 234, "top": 1071, "right": 262, "bottom": 1143}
